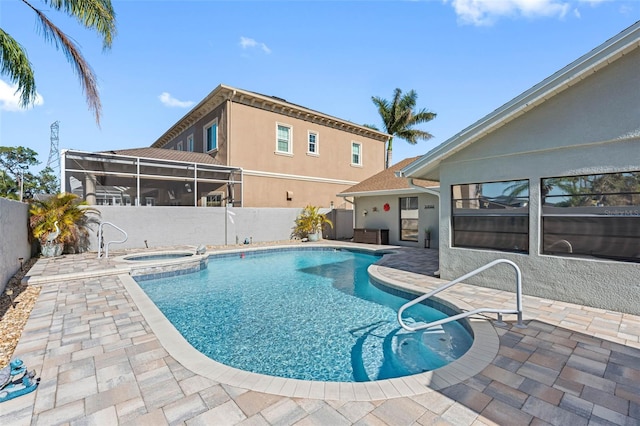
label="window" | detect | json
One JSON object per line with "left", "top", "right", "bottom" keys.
{"left": 187, "top": 134, "right": 194, "bottom": 152}
{"left": 276, "top": 124, "right": 292, "bottom": 154}
{"left": 351, "top": 142, "right": 362, "bottom": 165}
{"left": 177, "top": 141, "right": 183, "bottom": 151}
{"left": 542, "top": 171, "right": 640, "bottom": 262}
{"left": 451, "top": 180, "right": 529, "bottom": 253}
{"left": 308, "top": 131, "right": 318, "bottom": 155}
{"left": 204, "top": 121, "right": 217, "bottom": 152}
{"left": 205, "top": 192, "right": 224, "bottom": 207}
{"left": 400, "top": 197, "right": 419, "bottom": 242}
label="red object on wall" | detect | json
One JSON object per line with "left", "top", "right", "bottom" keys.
{"left": 383, "top": 203, "right": 390, "bottom": 211}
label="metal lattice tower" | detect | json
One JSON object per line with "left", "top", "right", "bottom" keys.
{"left": 47, "top": 121, "right": 61, "bottom": 188}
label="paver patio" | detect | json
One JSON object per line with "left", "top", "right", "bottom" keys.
{"left": 1, "top": 242, "right": 639, "bottom": 425}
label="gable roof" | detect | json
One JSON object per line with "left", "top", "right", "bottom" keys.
{"left": 103, "top": 147, "right": 225, "bottom": 165}
{"left": 339, "top": 157, "right": 438, "bottom": 197}
{"left": 151, "top": 84, "right": 391, "bottom": 148}
{"left": 400, "top": 20, "right": 640, "bottom": 181}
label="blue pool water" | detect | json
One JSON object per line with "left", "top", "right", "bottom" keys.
{"left": 137, "top": 248, "right": 473, "bottom": 382}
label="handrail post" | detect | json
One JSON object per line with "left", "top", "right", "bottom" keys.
{"left": 397, "top": 258, "right": 525, "bottom": 331}
{"left": 97, "top": 221, "right": 128, "bottom": 259}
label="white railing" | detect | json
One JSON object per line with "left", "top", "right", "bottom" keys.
{"left": 97, "top": 222, "right": 128, "bottom": 259}
{"left": 397, "top": 259, "right": 525, "bottom": 331}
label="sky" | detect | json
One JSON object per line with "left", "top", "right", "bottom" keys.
{"left": 0, "top": 0, "right": 638, "bottom": 175}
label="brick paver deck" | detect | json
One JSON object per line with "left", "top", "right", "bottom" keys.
{"left": 1, "top": 242, "right": 639, "bottom": 425}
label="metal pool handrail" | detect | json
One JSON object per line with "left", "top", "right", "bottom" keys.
{"left": 97, "top": 221, "right": 128, "bottom": 259}
{"left": 397, "top": 259, "right": 525, "bottom": 331}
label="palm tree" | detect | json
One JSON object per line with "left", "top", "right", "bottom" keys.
{"left": 370, "top": 88, "right": 436, "bottom": 168}
{"left": 0, "top": 0, "right": 117, "bottom": 125}
{"left": 29, "top": 192, "right": 100, "bottom": 254}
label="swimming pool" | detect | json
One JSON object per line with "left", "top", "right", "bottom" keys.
{"left": 137, "top": 248, "right": 473, "bottom": 382}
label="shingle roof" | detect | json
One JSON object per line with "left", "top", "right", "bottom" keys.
{"left": 103, "top": 147, "right": 224, "bottom": 165}
{"left": 339, "top": 157, "right": 438, "bottom": 195}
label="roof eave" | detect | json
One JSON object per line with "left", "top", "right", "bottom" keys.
{"left": 402, "top": 21, "right": 640, "bottom": 179}
{"left": 152, "top": 84, "right": 391, "bottom": 147}
{"left": 339, "top": 187, "right": 439, "bottom": 198}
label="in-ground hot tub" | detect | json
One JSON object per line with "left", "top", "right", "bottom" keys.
{"left": 122, "top": 251, "right": 194, "bottom": 262}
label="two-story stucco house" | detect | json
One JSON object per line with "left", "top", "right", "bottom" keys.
{"left": 150, "top": 84, "right": 389, "bottom": 208}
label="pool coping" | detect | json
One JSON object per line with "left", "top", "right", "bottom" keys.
{"left": 119, "top": 244, "right": 500, "bottom": 401}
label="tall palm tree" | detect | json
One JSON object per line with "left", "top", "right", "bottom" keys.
{"left": 370, "top": 88, "right": 436, "bottom": 168}
{"left": 0, "top": 0, "right": 117, "bottom": 125}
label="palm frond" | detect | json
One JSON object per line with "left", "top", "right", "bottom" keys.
{"left": 26, "top": 2, "right": 102, "bottom": 124}
{"left": 0, "top": 29, "right": 36, "bottom": 107}
{"left": 43, "top": 0, "right": 116, "bottom": 50}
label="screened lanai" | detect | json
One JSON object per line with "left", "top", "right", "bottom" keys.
{"left": 62, "top": 149, "right": 243, "bottom": 207}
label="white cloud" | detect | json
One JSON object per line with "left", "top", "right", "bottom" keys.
{"left": 239, "top": 36, "right": 271, "bottom": 54}
{"left": 158, "top": 92, "right": 195, "bottom": 108}
{"left": 577, "top": 0, "right": 610, "bottom": 4}
{"left": 447, "top": 0, "right": 571, "bottom": 26}
{"left": 0, "top": 79, "right": 44, "bottom": 112}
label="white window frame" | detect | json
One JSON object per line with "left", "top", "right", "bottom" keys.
{"left": 204, "top": 119, "right": 218, "bottom": 153}
{"left": 276, "top": 123, "right": 293, "bottom": 155}
{"left": 307, "top": 131, "right": 319, "bottom": 156}
{"left": 187, "top": 134, "right": 194, "bottom": 152}
{"left": 351, "top": 142, "right": 362, "bottom": 166}
{"left": 176, "top": 141, "right": 184, "bottom": 151}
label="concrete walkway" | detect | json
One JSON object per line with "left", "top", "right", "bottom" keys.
{"left": 1, "top": 243, "right": 639, "bottom": 425}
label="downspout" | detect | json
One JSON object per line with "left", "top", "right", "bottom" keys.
{"left": 226, "top": 90, "right": 236, "bottom": 166}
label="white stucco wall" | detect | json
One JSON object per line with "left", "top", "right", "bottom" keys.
{"left": 93, "top": 206, "right": 303, "bottom": 250}
{"left": 0, "top": 198, "right": 32, "bottom": 293}
{"left": 353, "top": 193, "right": 440, "bottom": 247}
{"left": 435, "top": 48, "right": 640, "bottom": 314}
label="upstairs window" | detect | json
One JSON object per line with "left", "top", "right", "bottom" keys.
{"left": 276, "top": 124, "right": 292, "bottom": 154}
{"left": 451, "top": 180, "right": 529, "bottom": 253}
{"left": 205, "top": 121, "right": 217, "bottom": 152}
{"left": 351, "top": 142, "right": 362, "bottom": 166}
{"left": 187, "top": 134, "right": 194, "bottom": 152}
{"left": 177, "top": 141, "right": 183, "bottom": 151}
{"left": 308, "top": 131, "right": 318, "bottom": 155}
{"left": 542, "top": 171, "right": 640, "bottom": 262}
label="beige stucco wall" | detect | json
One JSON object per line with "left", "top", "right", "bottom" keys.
{"left": 433, "top": 48, "right": 640, "bottom": 314}
{"left": 352, "top": 193, "right": 440, "bottom": 247}
{"left": 229, "top": 103, "right": 384, "bottom": 182}
{"left": 242, "top": 174, "right": 354, "bottom": 208}
{"left": 164, "top": 103, "right": 229, "bottom": 165}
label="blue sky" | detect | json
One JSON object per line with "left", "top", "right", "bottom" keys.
{"left": 1, "top": 0, "right": 638, "bottom": 174}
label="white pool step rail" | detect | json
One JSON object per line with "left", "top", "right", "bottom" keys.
{"left": 97, "top": 221, "right": 128, "bottom": 259}
{"left": 397, "top": 259, "right": 525, "bottom": 331}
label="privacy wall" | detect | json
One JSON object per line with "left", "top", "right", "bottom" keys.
{"left": 92, "top": 206, "right": 304, "bottom": 250}
{"left": 0, "top": 198, "right": 32, "bottom": 293}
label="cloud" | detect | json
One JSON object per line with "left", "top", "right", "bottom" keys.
{"left": 447, "top": 0, "right": 571, "bottom": 26}
{"left": 0, "top": 79, "right": 44, "bottom": 112}
{"left": 158, "top": 92, "right": 195, "bottom": 108}
{"left": 239, "top": 36, "right": 272, "bottom": 54}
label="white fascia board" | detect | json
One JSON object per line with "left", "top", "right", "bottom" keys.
{"left": 338, "top": 187, "right": 439, "bottom": 198}
{"left": 401, "top": 22, "right": 640, "bottom": 179}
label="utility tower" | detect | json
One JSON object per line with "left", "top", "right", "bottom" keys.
{"left": 47, "top": 121, "right": 61, "bottom": 191}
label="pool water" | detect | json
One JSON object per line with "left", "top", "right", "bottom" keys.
{"left": 137, "top": 249, "right": 473, "bottom": 382}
